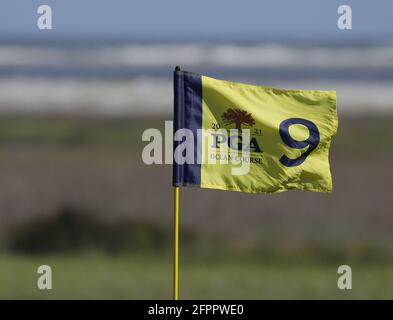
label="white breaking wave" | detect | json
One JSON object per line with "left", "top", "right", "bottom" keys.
{"left": 0, "top": 77, "right": 392, "bottom": 115}
{"left": 1, "top": 43, "right": 393, "bottom": 68}
{"left": 0, "top": 77, "right": 171, "bottom": 115}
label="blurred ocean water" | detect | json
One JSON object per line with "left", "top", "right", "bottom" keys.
{"left": 0, "top": 40, "right": 392, "bottom": 115}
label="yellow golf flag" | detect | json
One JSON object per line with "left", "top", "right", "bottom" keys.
{"left": 173, "top": 69, "right": 338, "bottom": 193}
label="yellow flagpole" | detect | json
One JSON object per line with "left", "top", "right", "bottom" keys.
{"left": 173, "top": 186, "right": 180, "bottom": 300}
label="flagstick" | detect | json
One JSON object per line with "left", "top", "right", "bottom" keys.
{"left": 173, "top": 186, "right": 180, "bottom": 300}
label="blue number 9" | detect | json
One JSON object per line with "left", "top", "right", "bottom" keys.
{"left": 279, "top": 118, "right": 320, "bottom": 167}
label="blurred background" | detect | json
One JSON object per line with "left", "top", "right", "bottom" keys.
{"left": 0, "top": 0, "right": 393, "bottom": 299}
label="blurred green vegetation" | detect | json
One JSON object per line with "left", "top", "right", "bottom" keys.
{"left": 0, "top": 207, "right": 392, "bottom": 299}
{"left": 1, "top": 253, "right": 393, "bottom": 299}
{"left": 6, "top": 207, "right": 195, "bottom": 255}
{"left": 0, "top": 116, "right": 164, "bottom": 148}
{"left": 333, "top": 116, "right": 393, "bottom": 155}
{"left": 3, "top": 205, "right": 392, "bottom": 263}
{"left": 0, "top": 115, "right": 392, "bottom": 299}
{"left": 0, "top": 115, "right": 391, "bottom": 154}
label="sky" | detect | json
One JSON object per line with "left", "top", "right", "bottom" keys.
{"left": 0, "top": 0, "right": 392, "bottom": 41}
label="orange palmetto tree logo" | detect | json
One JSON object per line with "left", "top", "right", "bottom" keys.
{"left": 222, "top": 108, "right": 255, "bottom": 130}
